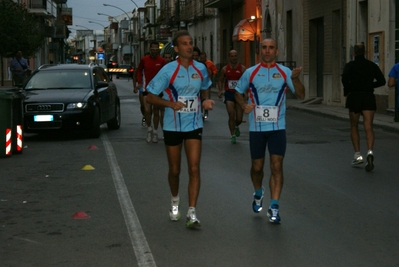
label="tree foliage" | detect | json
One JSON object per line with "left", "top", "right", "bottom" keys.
{"left": 0, "top": 0, "right": 46, "bottom": 58}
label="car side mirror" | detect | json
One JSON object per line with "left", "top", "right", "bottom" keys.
{"left": 96, "top": 81, "right": 108, "bottom": 89}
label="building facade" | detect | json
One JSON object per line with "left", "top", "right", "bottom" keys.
{"left": 263, "top": 0, "right": 397, "bottom": 113}
{"left": 3, "top": 0, "right": 398, "bottom": 115}
{"left": 1, "top": 0, "right": 71, "bottom": 86}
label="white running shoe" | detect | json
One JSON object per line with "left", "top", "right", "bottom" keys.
{"left": 186, "top": 211, "right": 201, "bottom": 228}
{"left": 152, "top": 133, "right": 158, "bottom": 143}
{"left": 351, "top": 154, "right": 363, "bottom": 165}
{"left": 146, "top": 131, "right": 152, "bottom": 143}
{"left": 169, "top": 199, "right": 181, "bottom": 221}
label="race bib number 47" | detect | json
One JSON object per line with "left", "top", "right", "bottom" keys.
{"left": 255, "top": 106, "right": 278, "bottom": 122}
{"left": 177, "top": 96, "right": 198, "bottom": 113}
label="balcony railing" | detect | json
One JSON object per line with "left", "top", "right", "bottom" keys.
{"left": 28, "top": 0, "right": 57, "bottom": 17}
{"left": 180, "top": 0, "right": 216, "bottom": 21}
{"left": 204, "top": 0, "right": 243, "bottom": 9}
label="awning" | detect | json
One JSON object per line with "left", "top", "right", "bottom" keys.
{"left": 160, "top": 42, "right": 176, "bottom": 59}
{"left": 232, "top": 19, "right": 257, "bottom": 42}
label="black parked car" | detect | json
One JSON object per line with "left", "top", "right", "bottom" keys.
{"left": 22, "top": 64, "right": 121, "bottom": 138}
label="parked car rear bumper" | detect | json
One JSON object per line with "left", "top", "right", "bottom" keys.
{"left": 24, "top": 109, "right": 95, "bottom": 132}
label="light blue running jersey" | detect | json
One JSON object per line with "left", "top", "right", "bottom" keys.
{"left": 147, "top": 59, "right": 211, "bottom": 132}
{"left": 235, "top": 63, "right": 295, "bottom": 132}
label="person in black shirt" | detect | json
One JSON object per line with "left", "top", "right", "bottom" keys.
{"left": 341, "top": 43, "right": 386, "bottom": 171}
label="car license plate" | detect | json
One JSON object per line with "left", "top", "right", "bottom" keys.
{"left": 34, "top": 115, "right": 54, "bottom": 122}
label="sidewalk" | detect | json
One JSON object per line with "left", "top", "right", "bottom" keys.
{"left": 287, "top": 98, "right": 399, "bottom": 133}
{"left": 210, "top": 88, "right": 399, "bottom": 133}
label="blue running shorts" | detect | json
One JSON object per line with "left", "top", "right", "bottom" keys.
{"left": 249, "top": 130, "right": 286, "bottom": 159}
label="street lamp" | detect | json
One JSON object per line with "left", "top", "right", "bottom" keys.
{"left": 98, "top": 12, "right": 119, "bottom": 22}
{"left": 247, "top": 16, "right": 258, "bottom": 65}
{"left": 88, "top": 21, "right": 106, "bottom": 28}
{"left": 103, "top": 3, "right": 133, "bottom": 65}
{"left": 130, "top": 0, "right": 139, "bottom": 9}
{"left": 76, "top": 24, "right": 91, "bottom": 30}
{"left": 131, "top": 8, "right": 142, "bottom": 65}
{"left": 89, "top": 21, "right": 107, "bottom": 63}
{"left": 76, "top": 25, "right": 93, "bottom": 63}
{"left": 98, "top": 13, "right": 121, "bottom": 65}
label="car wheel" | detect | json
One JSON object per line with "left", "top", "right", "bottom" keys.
{"left": 88, "top": 107, "right": 101, "bottom": 138}
{"left": 107, "top": 101, "right": 121, "bottom": 130}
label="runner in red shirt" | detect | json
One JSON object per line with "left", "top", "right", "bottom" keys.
{"left": 218, "top": 50, "right": 246, "bottom": 144}
{"left": 134, "top": 41, "right": 166, "bottom": 142}
{"left": 200, "top": 52, "right": 217, "bottom": 120}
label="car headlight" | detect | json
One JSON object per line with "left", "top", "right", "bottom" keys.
{"left": 67, "top": 102, "right": 88, "bottom": 110}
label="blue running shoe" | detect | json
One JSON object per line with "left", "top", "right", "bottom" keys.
{"left": 252, "top": 187, "right": 264, "bottom": 213}
{"left": 267, "top": 204, "right": 281, "bottom": 224}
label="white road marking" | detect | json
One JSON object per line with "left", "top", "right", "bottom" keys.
{"left": 14, "top": 237, "right": 41, "bottom": 244}
{"left": 101, "top": 133, "right": 157, "bottom": 267}
{"left": 120, "top": 98, "right": 137, "bottom": 103}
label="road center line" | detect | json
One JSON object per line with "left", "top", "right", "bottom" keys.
{"left": 101, "top": 133, "right": 157, "bottom": 267}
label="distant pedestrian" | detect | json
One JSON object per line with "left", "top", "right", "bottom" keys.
{"left": 200, "top": 52, "right": 217, "bottom": 119}
{"left": 342, "top": 43, "right": 386, "bottom": 171}
{"left": 10, "top": 51, "right": 30, "bottom": 86}
{"left": 200, "top": 52, "right": 217, "bottom": 81}
{"left": 192, "top": 47, "right": 211, "bottom": 120}
{"left": 163, "top": 52, "right": 173, "bottom": 63}
{"left": 235, "top": 38, "right": 305, "bottom": 224}
{"left": 146, "top": 30, "right": 214, "bottom": 227}
{"left": 387, "top": 61, "right": 399, "bottom": 119}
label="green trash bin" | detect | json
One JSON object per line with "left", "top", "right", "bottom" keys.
{"left": 0, "top": 89, "right": 14, "bottom": 157}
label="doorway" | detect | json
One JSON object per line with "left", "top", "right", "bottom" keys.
{"left": 309, "top": 17, "right": 324, "bottom": 98}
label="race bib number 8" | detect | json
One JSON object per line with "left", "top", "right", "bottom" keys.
{"left": 255, "top": 106, "right": 278, "bottom": 122}
{"left": 177, "top": 96, "right": 198, "bottom": 113}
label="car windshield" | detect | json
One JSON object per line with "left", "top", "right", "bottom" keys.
{"left": 25, "top": 70, "right": 92, "bottom": 90}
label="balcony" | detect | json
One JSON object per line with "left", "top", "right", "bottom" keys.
{"left": 204, "top": 0, "right": 243, "bottom": 9}
{"left": 28, "top": 0, "right": 57, "bottom": 18}
{"left": 180, "top": 1, "right": 216, "bottom": 21}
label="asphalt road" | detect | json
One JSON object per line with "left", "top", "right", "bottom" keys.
{"left": 1, "top": 78, "right": 398, "bottom": 267}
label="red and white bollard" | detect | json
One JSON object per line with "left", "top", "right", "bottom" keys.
{"left": 16, "top": 125, "right": 22, "bottom": 152}
{"left": 5, "top": 128, "right": 11, "bottom": 156}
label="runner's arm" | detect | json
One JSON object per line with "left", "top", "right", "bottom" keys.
{"left": 291, "top": 67, "right": 305, "bottom": 100}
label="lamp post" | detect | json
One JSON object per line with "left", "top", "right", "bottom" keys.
{"left": 76, "top": 25, "right": 93, "bottom": 64}
{"left": 103, "top": 3, "right": 133, "bottom": 66}
{"left": 98, "top": 13, "right": 121, "bottom": 65}
{"left": 88, "top": 21, "right": 107, "bottom": 64}
{"left": 131, "top": 8, "right": 142, "bottom": 65}
{"left": 98, "top": 12, "right": 119, "bottom": 21}
{"left": 248, "top": 16, "right": 258, "bottom": 65}
{"left": 76, "top": 24, "right": 91, "bottom": 30}
{"left": 130, "top": 0, "right": 139, "bottom": 9}
{"left": 88, "top": 21, "right": 106, "bottom": 28}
